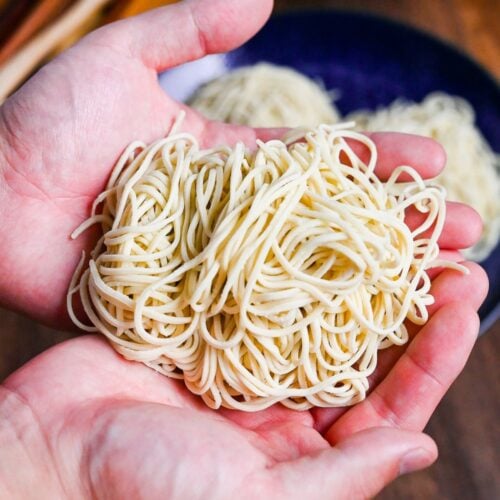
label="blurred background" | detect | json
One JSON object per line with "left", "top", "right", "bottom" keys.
{"left": 0, "top": 1, "right": 498, "bottom": 499}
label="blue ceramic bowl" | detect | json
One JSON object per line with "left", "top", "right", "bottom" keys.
{"left": 160, "top": 10, "right": 500, "bottom": 332}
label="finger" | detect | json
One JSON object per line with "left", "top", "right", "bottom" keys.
{"left": 349, "top": 132, "right": 446, "bottom": 180}
{"left": 267, "top": 130, "right": 445, "bottom": 180}
{"left": 268, "top": 427, "right": 437, "bottom": 499}
{"left": 312, "top": 260, "right": 487, "bottom": 435}
{"left": 310, "top": 406, "right": 347, "bottom": 434}
{"left": 254, "top": 127, "right": 289, "bottom": 142}
{"left": 88, "top": 0, "right": 273, "bottom": 72}
{"left": 426, "top": 261, "right": 488, "bottom": 314}
{"left": 326, "top": 302, "right": 480, "bottom": 445}
{"left": 365, "top": 261, "right": 488, "bottom": 388}
{"left": 195, "top": 117, "right": 272, "bottom": 148}
{"left": 406, "top": 202, "right": 483, "bottom": 250}
{"left": 203, "top": 128, "right": 448, "bottom": 181}
{"left": 258, "top": 130, "right": 446, "bottom": 180}
{"left": 426, "top": 250, "right": 463, "bottom": 280}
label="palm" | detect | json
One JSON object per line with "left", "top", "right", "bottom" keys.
{"left": 2, "top": 297, "right": 485, "bottom": 499}
{"left": 0, "top": 30, "right": 242, "bottom": 325}
{"left": 6, "top": 336, "right": 335, "bottom": 498}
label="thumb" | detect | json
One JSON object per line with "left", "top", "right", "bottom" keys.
{"left": 86, "top": 0, "right": 273, "bottom": 71}
{"left": 269, "top": 427, "right": 437, "bottom": 499}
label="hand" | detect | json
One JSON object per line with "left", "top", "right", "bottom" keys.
{"left": 0, "top": 223, "right": 487, "bottom": 500}
{"left": 0, "top": 0, "right": 485, "bottom": 330}
{"left": 0, "top": 254, "right": 487, "bottom": 499}
{"left": 0, "top": 0, "right": 489, "bottom": 497}
{"left": 0, "top": 191, "right": 489, "bottom": 500}
{"left": 0, "top": 292, "right": 476, "bottom": 500}
{"left": 0, "top": 0, "right": 274, "bottom": 326}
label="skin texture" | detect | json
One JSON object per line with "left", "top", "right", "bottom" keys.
{"left": 0, "top": 0, "right": 489, "bottom": 498}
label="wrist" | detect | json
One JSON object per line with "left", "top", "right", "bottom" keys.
{"left": 0, "top": 386, "right": 67, "bottom": 498}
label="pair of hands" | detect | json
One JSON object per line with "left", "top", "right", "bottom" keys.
{"left": 0, "top": 0, "right": 488, "bottom": 498}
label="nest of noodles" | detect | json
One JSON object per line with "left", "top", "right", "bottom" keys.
{"left": 68, "top": 123, "right": 460, "bottom": 411}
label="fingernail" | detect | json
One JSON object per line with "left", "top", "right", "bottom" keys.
{"left": 399, "top": 447, "right": 435, "bottom": 475}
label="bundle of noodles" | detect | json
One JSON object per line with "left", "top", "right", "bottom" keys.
{"left": 68, "top": 121, "right": 464, "bottom": 411}
{"left": 188, "top": 63, "right": 339, "bottom": 127}
{"left": 347, "top": 93, "right": 500, "bottom": 261}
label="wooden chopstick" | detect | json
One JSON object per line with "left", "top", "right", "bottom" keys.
{"left": 0, "top": 0, "right": 72, "bottom": 65}
{"left": 0, "top": 0, "right": 36, "bottom": 47}
{"left": 0, "top": 0, "right": 113, "bottom": 103}
{"left": 0, "top": 0, "right": 179, "bottom": 103}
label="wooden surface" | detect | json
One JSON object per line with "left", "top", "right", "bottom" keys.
{"left": 0, "top": 0, "right": 499, "bottom": 499}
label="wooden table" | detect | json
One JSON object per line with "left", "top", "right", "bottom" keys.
{"left": 1, "top": 1, "right": 499, "bottom": 499}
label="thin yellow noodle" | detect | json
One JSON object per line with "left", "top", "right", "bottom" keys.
{"left": 348, "top": 93, "right": 500, "bottom": 261}
{"left": 68, "top": 121, "right": 465, "bottom": 411}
